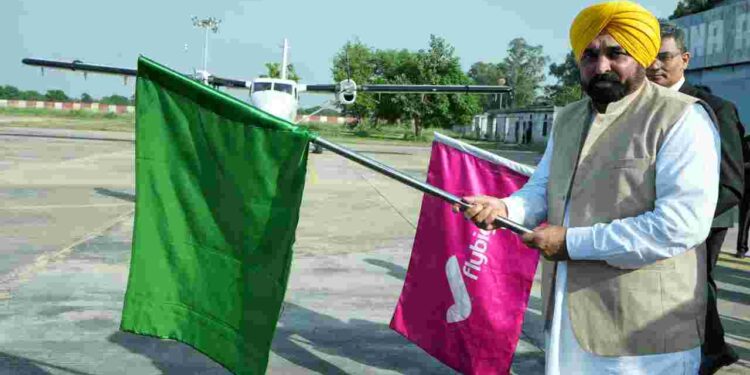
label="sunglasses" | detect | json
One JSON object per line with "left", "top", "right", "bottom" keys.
{"left": 655, "top": 51, "right": 684, "bottom": 63}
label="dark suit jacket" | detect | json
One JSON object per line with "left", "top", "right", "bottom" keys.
{"left": 680, "top": 82, "right": 745, "bottom": 225}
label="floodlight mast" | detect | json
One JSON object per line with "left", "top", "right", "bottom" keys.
{"left": 191, "top": 16, "right": 221, "bottom": 82}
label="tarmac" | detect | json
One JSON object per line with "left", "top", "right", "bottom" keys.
{"left": 0, "top": 125, "right": 747, "bottom": 374}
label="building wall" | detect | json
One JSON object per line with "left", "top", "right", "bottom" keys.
{"left": 672, "top": 0, "right": 750, "bottom": 70}
{"left": 0, "top": 99, "right": 134, "bottom": 114}
{"left": 469, "top": 107, "right": 554, "bottom": 147}
{"left": 673, "top": 0, "right": 750, "bottom": 129}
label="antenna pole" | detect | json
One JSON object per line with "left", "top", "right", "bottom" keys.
{"left": 281, "top": 38, "right": 289, "bottom": 80}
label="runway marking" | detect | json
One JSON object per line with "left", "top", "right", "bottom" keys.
{"left": 0, "top": 203, "right": 133, "bottom": 210}
{"left": 308, "top": 159, "right": 319, "bottom": 185}
{"left": 0, "top": 208, "right": 134, "bottom": 299}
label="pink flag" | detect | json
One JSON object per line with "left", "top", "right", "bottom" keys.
{"left": 390, "top": 133, "right": 540, "bottom": 374}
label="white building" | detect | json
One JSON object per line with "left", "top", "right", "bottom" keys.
{"left": 464, "top": 106, "right": 556, "bottom": 147}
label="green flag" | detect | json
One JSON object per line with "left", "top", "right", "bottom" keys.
{"left": 120, "top": 56, "right": 312, "bottom": 374}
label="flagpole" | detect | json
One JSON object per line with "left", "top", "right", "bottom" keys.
{"left": 311, "top": 136, "right": 533, "bottom": 235}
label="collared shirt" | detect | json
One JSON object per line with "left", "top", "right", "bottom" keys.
{"left": 503, "top": 89, "right": 720, "bottom": 373}
{"left": 669, "top": 76, "right": 686, "bottom": 91}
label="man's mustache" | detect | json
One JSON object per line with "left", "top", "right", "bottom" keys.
{"left": 590, "top": 72, "right": 621, "bottom": 85}
{"left": 646, "top": 69, "right": 665, "bottom": 77}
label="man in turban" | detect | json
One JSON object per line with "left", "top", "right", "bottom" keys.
{"left": 456, "top": 1, "right": 720, "bottom": 373}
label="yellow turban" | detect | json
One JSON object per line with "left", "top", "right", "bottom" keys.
{"left": 570, "top": 1, "right": 660, "bottom": 67}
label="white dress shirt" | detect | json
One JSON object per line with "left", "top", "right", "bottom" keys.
{"left": 670, "top": 76, "right": 686, "bottom": 91}
{"left": 503, "top": 92, "right": 720, "bottom": 374}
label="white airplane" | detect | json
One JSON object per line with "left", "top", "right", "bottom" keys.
{"left": 22, "top": 38, "right": 512, "bottom": 154}
{"left": 23, "top": 38, "right": 512, "bottom": 119}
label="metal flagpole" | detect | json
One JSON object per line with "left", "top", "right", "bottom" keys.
{"left": 18, "top": 57, "right": 531, "bottom": 234}
{"left": 311, "top": 136, "right": 532, "bottom": 235}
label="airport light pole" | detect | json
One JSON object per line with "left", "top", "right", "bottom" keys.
{"left": 191, "top": 16, "right": 221, "bottom": 75}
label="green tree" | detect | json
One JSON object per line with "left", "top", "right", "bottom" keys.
{"left": 500, "top": 38, "right": 549, "bottom": 108}
{"left": 332, "top": 39, "right": 377, "bottom": 119}
{"left": 670, "top": 0, "right": 723, "bottom": 19}
{"left": 44, "top": 89, "right": 69, "bottom": 102}
{"left": 412, "top": 35, "right": 480, "bottom": 135}
{"left": 80, "top": 93, "right": 94, "bottom": 103}
{"left": 369, "top": 48, "right": 420, "bottom": 123}
{"left": 0, "top": 85, "right": 21, "bottom": 99}
{"left": 546, "top": 84, "right": 582, "bottom": 107}
{"left": 331, "top": 36, "right": 482, "bottom": 135}
{"left": 19, "top": 90, "right": 45, "bottom": 101}
{"left": 468, "top": 61, "right": 508, "bottom": 110}
{"left": 371, "top": 36, "right": 480, "bottom": 136}
{"left": 261, "top": 62, "right": 301, "bottom": 82}
{"left": 545, "top": 50, "right": 583, "bottom": 106}
{"left": 100, "top": 94, "right": 130, "bottom": 105}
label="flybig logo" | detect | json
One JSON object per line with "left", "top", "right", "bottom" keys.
{"left": 445, "top": 229, "right": 494, "bottom": 324}
{"left": 445, "top": 255, "right": 471, "bottom": 323}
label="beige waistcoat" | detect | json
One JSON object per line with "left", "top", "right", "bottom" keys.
{"left": 543, "top": 80, "right": 708, "bottom": 356}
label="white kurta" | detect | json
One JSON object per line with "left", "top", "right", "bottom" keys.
{"left": 503, "top": 101, "right": 720, "bottom": 374}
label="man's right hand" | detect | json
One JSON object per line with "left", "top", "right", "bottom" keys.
{"left": 452, "top": 195, "right": 509, "bottom": 230}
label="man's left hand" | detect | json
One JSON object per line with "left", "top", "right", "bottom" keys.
{"left": 522, "top": 225, "right": 570, "bottom": 261}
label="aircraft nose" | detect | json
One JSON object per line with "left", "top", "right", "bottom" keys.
{"left": 263, "top": 103, "right": 291, "bottom": 120}
{"left": 250, "top": 93, "right": 294, "bottom": 121}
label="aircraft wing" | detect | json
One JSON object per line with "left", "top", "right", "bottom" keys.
{"left": 22, "top": 58, "right": 249, "bottom": 89}
{"left": 303, "top": 83, "right": 512, "bottom": 94}
{"left": 23, "top": 58, "right": 137, "bottom": 77}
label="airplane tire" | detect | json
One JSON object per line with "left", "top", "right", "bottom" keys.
{"left": 311, "top": 142, "right": 323, "bottom": 154}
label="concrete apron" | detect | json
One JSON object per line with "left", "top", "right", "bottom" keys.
{"left": 1, "top": 128, "right": 746, "bottom": 374}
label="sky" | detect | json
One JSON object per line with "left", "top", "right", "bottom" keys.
{"left": 4, "top": 0, "right": 678, "bottom": 107}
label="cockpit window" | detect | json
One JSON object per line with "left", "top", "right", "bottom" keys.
{"left": 253, "top": 82, "right": 272, "bottom": 92}
{"left": 274, "top": 83, "right": 293, "bottom": 94}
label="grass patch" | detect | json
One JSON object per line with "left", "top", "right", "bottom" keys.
{"left": 0, "top": 108, "right": 545, "bottom": 154}
{"left": 0, "top": 108, "right": 135, "bottom": 132}
{"left": 0, "top": 107, "right": 134, "bottom": 121}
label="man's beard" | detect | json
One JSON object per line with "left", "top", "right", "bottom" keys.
{"left": 584, "top": 72, "right": 627, "bottom": 104}
{"left": 582, "top": 68, "right": 645, "bottom": 106}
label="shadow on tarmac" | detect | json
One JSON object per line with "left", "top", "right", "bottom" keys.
{"left": 107, "top": 331, "right": 228, "bottom": 374}
{"left": 715, "top": 264, "right": 750, "bottom": 304}
{"left": 510, "top": 351, "right": 546, "bottom": 375}
{"left": 94, "top": 187, "right": 135, "bottom": 203}
{"left": 272, "top": 302, "right": 451, "bottom": 374}
{"left": 715, "top": 259, "right": 750, "bottom": 366}
{"left": 722, "top": 315, "right": 750, "bottom": 364}
{"left": 363, "top": 258, "right": 407, "bottom": 281}
{"left": 0, "top": 352, "right": 94, "bottom": 375}
{"left": 102, "top": 303, "right": 450, "bottom": 374}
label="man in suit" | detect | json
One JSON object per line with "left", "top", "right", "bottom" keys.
{"left": 647, "top": 21, "right": 745, "bottom": 374}
{"left": 736, "top": 135, "right": 750, "bottom": 259}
